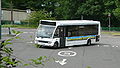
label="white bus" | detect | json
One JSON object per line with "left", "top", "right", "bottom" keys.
{"left": 35, "top": 20, "right": 101, "bottom": 48}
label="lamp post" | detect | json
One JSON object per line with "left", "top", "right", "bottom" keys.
{"left": 10, "top": 0, "right": 13, "bottom": 25}
{"left": 0, "top": 0, "right": 1, "bottom": 39}
{"left": 108, "top": 13, "right": 111, "bottom": 31}
{"left": 26, "top": 9, "right": 31, "bottom": 26}
{"left": 81, "top": 15, "right": 83, "bottom": 20}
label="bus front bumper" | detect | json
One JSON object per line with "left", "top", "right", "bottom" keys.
{"left": 35, "top": 41, "right": 54, "bottom": 47}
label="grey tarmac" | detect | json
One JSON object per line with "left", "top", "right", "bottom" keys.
{"left": 1, "top": 28, "right": 120, "bottom": 68}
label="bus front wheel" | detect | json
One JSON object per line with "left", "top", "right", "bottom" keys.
{"left": 87, "top": 39, "right": 91, "bottom": 45}
{"left": 53, "top": 42, "right": 58, "bottom": 49}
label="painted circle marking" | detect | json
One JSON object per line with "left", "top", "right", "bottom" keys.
{"left": 58, "top": 51, "right": 77, "bottom": 57}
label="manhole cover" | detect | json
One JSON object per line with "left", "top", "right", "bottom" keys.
{"left": 58, "top": 51, "right": 77, "bottom": 57}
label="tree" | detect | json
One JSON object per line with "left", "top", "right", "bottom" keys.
{"left": 76, "top": 0, "right": 104, "bottom": 20}
{"left": 54, "top": 0, "right": 70, "bottom": 19}
{"left": 103, "top": 0, "right": 116, "bottom": 15}
{"left": 1, "top": 0, "right": 9, "bottom": 8}
{"left": 113, "top": 0, "right": 120, "bottom": 20}
{"left": 27, "top": 10, "right": 55, "bottom": 27}
{"left": 2, "top": 0, "right": 120, "bottom": 27}
{"left": 112, "top": 0, "right": 120, "bottom": 26}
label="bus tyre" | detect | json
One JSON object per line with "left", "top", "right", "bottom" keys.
{"left": 53, "top": 42, "right": 58, "bottom": 49}
{"left": 87, "top": 39, "right": 91, "bottom": 45}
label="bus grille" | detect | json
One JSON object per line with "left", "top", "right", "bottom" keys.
{"left": 38, "top": 40, "right": 48, "bottom": 43}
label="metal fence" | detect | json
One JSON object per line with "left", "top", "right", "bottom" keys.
{"left": 1, "top": 20, "right": 28, "bottom": 25}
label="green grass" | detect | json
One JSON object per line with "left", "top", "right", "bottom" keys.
{"left": 2, "top": 34, "right": 15, "bottom": 37}
{"left": 102, "top": 31, "right": 120, "bottom": 36}
{"left": 2, "top": 24, "right": 37, "bottom": 29}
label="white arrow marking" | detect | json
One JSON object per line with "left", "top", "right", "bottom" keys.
{"left": 55, "top": 59, "right": 67, "bottom": 65}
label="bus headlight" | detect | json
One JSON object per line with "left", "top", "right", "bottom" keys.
{"left": 35, "top": 40, "right": 37, "bottom": 43}
{"left": 48, "top": 41, "right": 52, "bottom": 44}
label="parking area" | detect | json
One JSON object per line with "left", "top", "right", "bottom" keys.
{"left": 1, "top": 28, "right": 120, "bottom": 68}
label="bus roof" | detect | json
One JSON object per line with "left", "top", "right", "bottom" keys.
{"left": 40, "top": 20, "right": 100, "bottom": 26}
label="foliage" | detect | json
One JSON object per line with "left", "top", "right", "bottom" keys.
{"left": 2, "top": 0, "right": 120, "bottom": 27}
{"left": 34, "top": 44, "right": 42, "bottom": 48}
{"left": 113, "top": 8, "right": 120, "bottom": 20}
{"left": 54, "top": 0, "right": 70, "bottom": 19}
{"left": 27, "top": 10, "right": 55, "bottom": 27}
{"left": 30, "top": 56, "right": 47, "bottom": 66}
{"left": 1, "top": 0, "right": 10, "bottom": 8}
{"left": 0, "top": 36, "right": 21, "bottom": 68}
{"left": 76, "top": 0, "right": 104, "bottom": 20}
{"left": 22, "top": 56, "right": 55, "bottom": 68}
{"left": 87, "top": 66, "right": 91, "bottom": 68}
{"left": 11, "top": 30, "right": 23, "bottom": 35}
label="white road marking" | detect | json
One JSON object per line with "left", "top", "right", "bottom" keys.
{"left": 23, "top": 32, "right": 34, "bottom": 33}
{"left": 1, "top": 33, "right": 8, "bottom": 35}
{"left": 103, "top": 45, "right": 109, "bottom": 47}
{"left": 29, "top": 32, "right": 34, "bottom": 33}
{"left": 112, "top": 46, "right": 115, "bottom": 47}
{"left": 55, "top": 59, "right": 67, "bottom": 65}
{"left": 58, "top": 51, "right": 77, "bottom": 57}
{"left": 23, "top": 32, "right": 28, "bottom": 33}
{"left": 97, "top": 45, "right": 100, "bottom": 47}
{"left": 112, "top": 45, "right": 119, "bottom": 48}
{"left": 27, "top": 41, "right": 33, "bottom": 43}
{"left": 68, "top": 47, "right": 72, "bottom": 50}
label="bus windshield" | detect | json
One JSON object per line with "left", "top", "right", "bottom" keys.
{"left": 36, "top": 25, "right": 55, "bottom": 38}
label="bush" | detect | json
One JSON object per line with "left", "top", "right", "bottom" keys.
{"left": 26, "top": 10, "right": 55, "bottom": 27}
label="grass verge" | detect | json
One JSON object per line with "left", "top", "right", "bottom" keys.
{"left": 102, "top": 31, "right": 120, "bottom": 36}
{"left": 2, "top": 34, "right": 15, "bottom": 37}
{"left": 2, "top": 24, "right": 37, "bottom": 29}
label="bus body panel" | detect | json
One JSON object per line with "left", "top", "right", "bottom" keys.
{"left": 65, "top": 35, "right": 97, "bottom": 46}
{"left": 35, "top": 20, "right": 101, "bottom": 48}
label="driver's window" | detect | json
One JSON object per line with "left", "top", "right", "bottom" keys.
{"left": 54, "top": 27, "right": 60, "bottom": 37}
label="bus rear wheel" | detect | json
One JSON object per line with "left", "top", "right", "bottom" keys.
{"left": 87, "top": 39, "right": 91, "bottom": 45}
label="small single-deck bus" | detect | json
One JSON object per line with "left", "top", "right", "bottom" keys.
{"left": 35, "top": 20, "right": 101, "bottom": 48}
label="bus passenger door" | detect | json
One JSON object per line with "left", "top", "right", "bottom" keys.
{"left": 59, "top": 27, "right": 66, "bottom": 47}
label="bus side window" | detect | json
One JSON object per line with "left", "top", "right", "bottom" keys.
{"left": 54, "top": 27, "right": 66, "bottom": 37}
{"left": 68, "top": 32, "right": 71, "bottom": 37}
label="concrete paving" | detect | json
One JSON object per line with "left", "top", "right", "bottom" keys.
{"left": 1, "top": 28, "right": 120, "bottom": 68}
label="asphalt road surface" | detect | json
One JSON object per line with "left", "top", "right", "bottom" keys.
{"left": 1, "top": 28, "right": 120, "bottom": 68}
